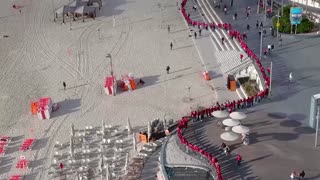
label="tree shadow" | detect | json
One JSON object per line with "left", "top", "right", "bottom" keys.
{"left": 279, "top": 119, "right": 302, "bottom": 127}
{"left": 32, "top": 137, "right": 49, "bottom": 150}
{"left": 287, "top": 113, "right": 306, "bottom": 121}
{"left": 267, "top": 112, "right": 287, "bottom": 119}
{"left": 294, "top": 126, "right": 316, "bottom": 134}
{"left": 51, "top": 98, "right": 81, "bottom": 118}
{"left": 246, "top": 121, "right": 272, "bottom": 128}
{"left": 249, "top": 132, "right": 299, "bottom": 144}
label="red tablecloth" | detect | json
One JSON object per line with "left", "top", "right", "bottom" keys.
{"left": 16, "top": 159, "right": 29, "bottom": 169}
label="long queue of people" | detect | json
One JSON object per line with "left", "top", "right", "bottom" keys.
{"left": 190, "top": 88, "right": 269, "bottom": 119}
{"left": 177, "top": 117, "right": 223, "bottom": 180}
{"left": 176, "top": 0, "right": 273, "bottom": 179}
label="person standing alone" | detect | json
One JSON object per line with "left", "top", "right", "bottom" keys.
{"left": 170, "top": 42, "right": 173, "bottom": 50}
{"left": 166, "top": 66, "right": 171, "bottom": 74}
{"left": 236, "top": 154, "right": 242, "bottom": 166}
{"left": 63, "top": 81, "right": 66, "bottom": 90}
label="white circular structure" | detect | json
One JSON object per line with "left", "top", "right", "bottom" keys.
{"left": 230, "top": 112, "right": 247, "bottom": 120}
{"left": 212, "top": 111, "right": 229, "bottom": 118}
{"left": 220, "top": 132, "right": 240, "bottom": 141}
{"left": 222, "top": 118, "right": 240, "bottom": 127}
{"left": 232, "top": 125, "right": 250, "bottom": 134}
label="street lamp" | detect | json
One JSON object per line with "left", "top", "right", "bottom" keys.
{"left": 186, "top": 86, "right": 191, "bottom": 101}
{"left": 269, "top": 61, "right": 273, "bottom": 98}
{"left": 106, "top": 54, "right": 113, "bottom": 76}
{"left": 276, "top": 10, "right": 281, "bottom": 38}
{"left": 259, "top": 29, "right": 263, "bottom": 60}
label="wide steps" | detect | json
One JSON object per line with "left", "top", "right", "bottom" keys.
{"left": 214, "top": 50, "right": 252, "bottom": 76}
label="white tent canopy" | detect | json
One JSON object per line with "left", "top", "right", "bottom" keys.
{"left": 230, "top": 112, "right": 247, "bottom": 120}
{"left": 212, "top": 111, "right": 229, "bottom": 118}
{"left": 232, "top": 125, "right": 250, "bottom": 134}
{"left": 222, "top": 118, "right": 240, "bottom": 127}
{"left": 220, "top": 132, "right": 240, "bottom": 141}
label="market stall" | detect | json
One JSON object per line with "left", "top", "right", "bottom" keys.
{"left": 30, "top": 97, "right": 58, "bottom": 120}
{"left": 120, "top": 74, "right": 136, "bottom": 91}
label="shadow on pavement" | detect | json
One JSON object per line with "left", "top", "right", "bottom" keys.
{"left": 182, "top": 118, "right": 256, "bottom": 180}
{"left": 52, "top": 98, "right": 81, "bottom": 118}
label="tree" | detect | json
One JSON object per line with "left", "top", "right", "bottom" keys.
{"left": 273, "top": 5, "right": 315, "bottom": 33}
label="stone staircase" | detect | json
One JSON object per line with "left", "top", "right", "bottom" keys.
{"left": 185, "top": 0, "right": 254, "bottom": 76}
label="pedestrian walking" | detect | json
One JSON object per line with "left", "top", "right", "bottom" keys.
{"left": 236, "top": 154, "right": 242, "bottom": 166}
{"left": 170, "top": 42, "right": 173, "bottom": 50}
{"left": 242, "top": 32, "right": 247, "bottom": 40}
{"left": 263, "top": 48, "right": 268, "bottom": 56}
{"left": 168, "top": 25, "right": 170, "bottom": 32}
{"left": 246, "top": 24, "right": 250, "bottom": 30}
{"left": 299, "top": 170, "right": 305, "bottom": 179}
{"left": 194, "top": 31, "right": 197, "bottom": 39}
{"left": 220, "top": 142, "right": 226, "bottom": 152}
{"left": 256, "top": 20, "right": 259, "bottom": 29}
{"left": 230, "top": 0, "right": 233, "bottom": 7}
{"left": 166, "top": 66, "right": 170, "bottom": 74}
{"left": 221, "top": 37, "right": 225, "bottom": 44}
{"left": 63, "top": 81, "right": 66, "bottom": 90}
{"left": 59, "top": 163, "right": 64, "bottom": 170}
{"left": 224, "top": 7, "right": 227, "bottom": 15}
{"left": 193, "top": 4, "right": 197, "bottom": 11}
{"left": 240, "top": 54, "right": 244, "bottom": 62}
{"left": 289, "top": 72, "right": 293, "bottom": 82}
{"left": 267, "top": 44, "right": 271, "bottom": 52}
{"left": 246, "top": 12, "right": 249, "bottom": 19}
{"left": 224, "top": 145, "right": 230, "bottom": 156}
{"left": 233, "top": 13, "right": 237, "bottom": 20}
{"left": 260, "top": 21, "right": 263, "bottom": 28}
{"left": 199, "top": 29, "right": 202, "bottom": 36}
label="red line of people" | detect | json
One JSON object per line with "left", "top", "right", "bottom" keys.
{"left": 177, "top": 117, "right": 223, "bottom": 180}
{"left": 177, "top": 0, "right": 272, "bottom": 179}
{"left": 190, "top": 89, "right": 268, "bottom": 119}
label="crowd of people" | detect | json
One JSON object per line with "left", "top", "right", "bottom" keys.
{"left": 176, "top": 0, "right": 275, "bottom": 179}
